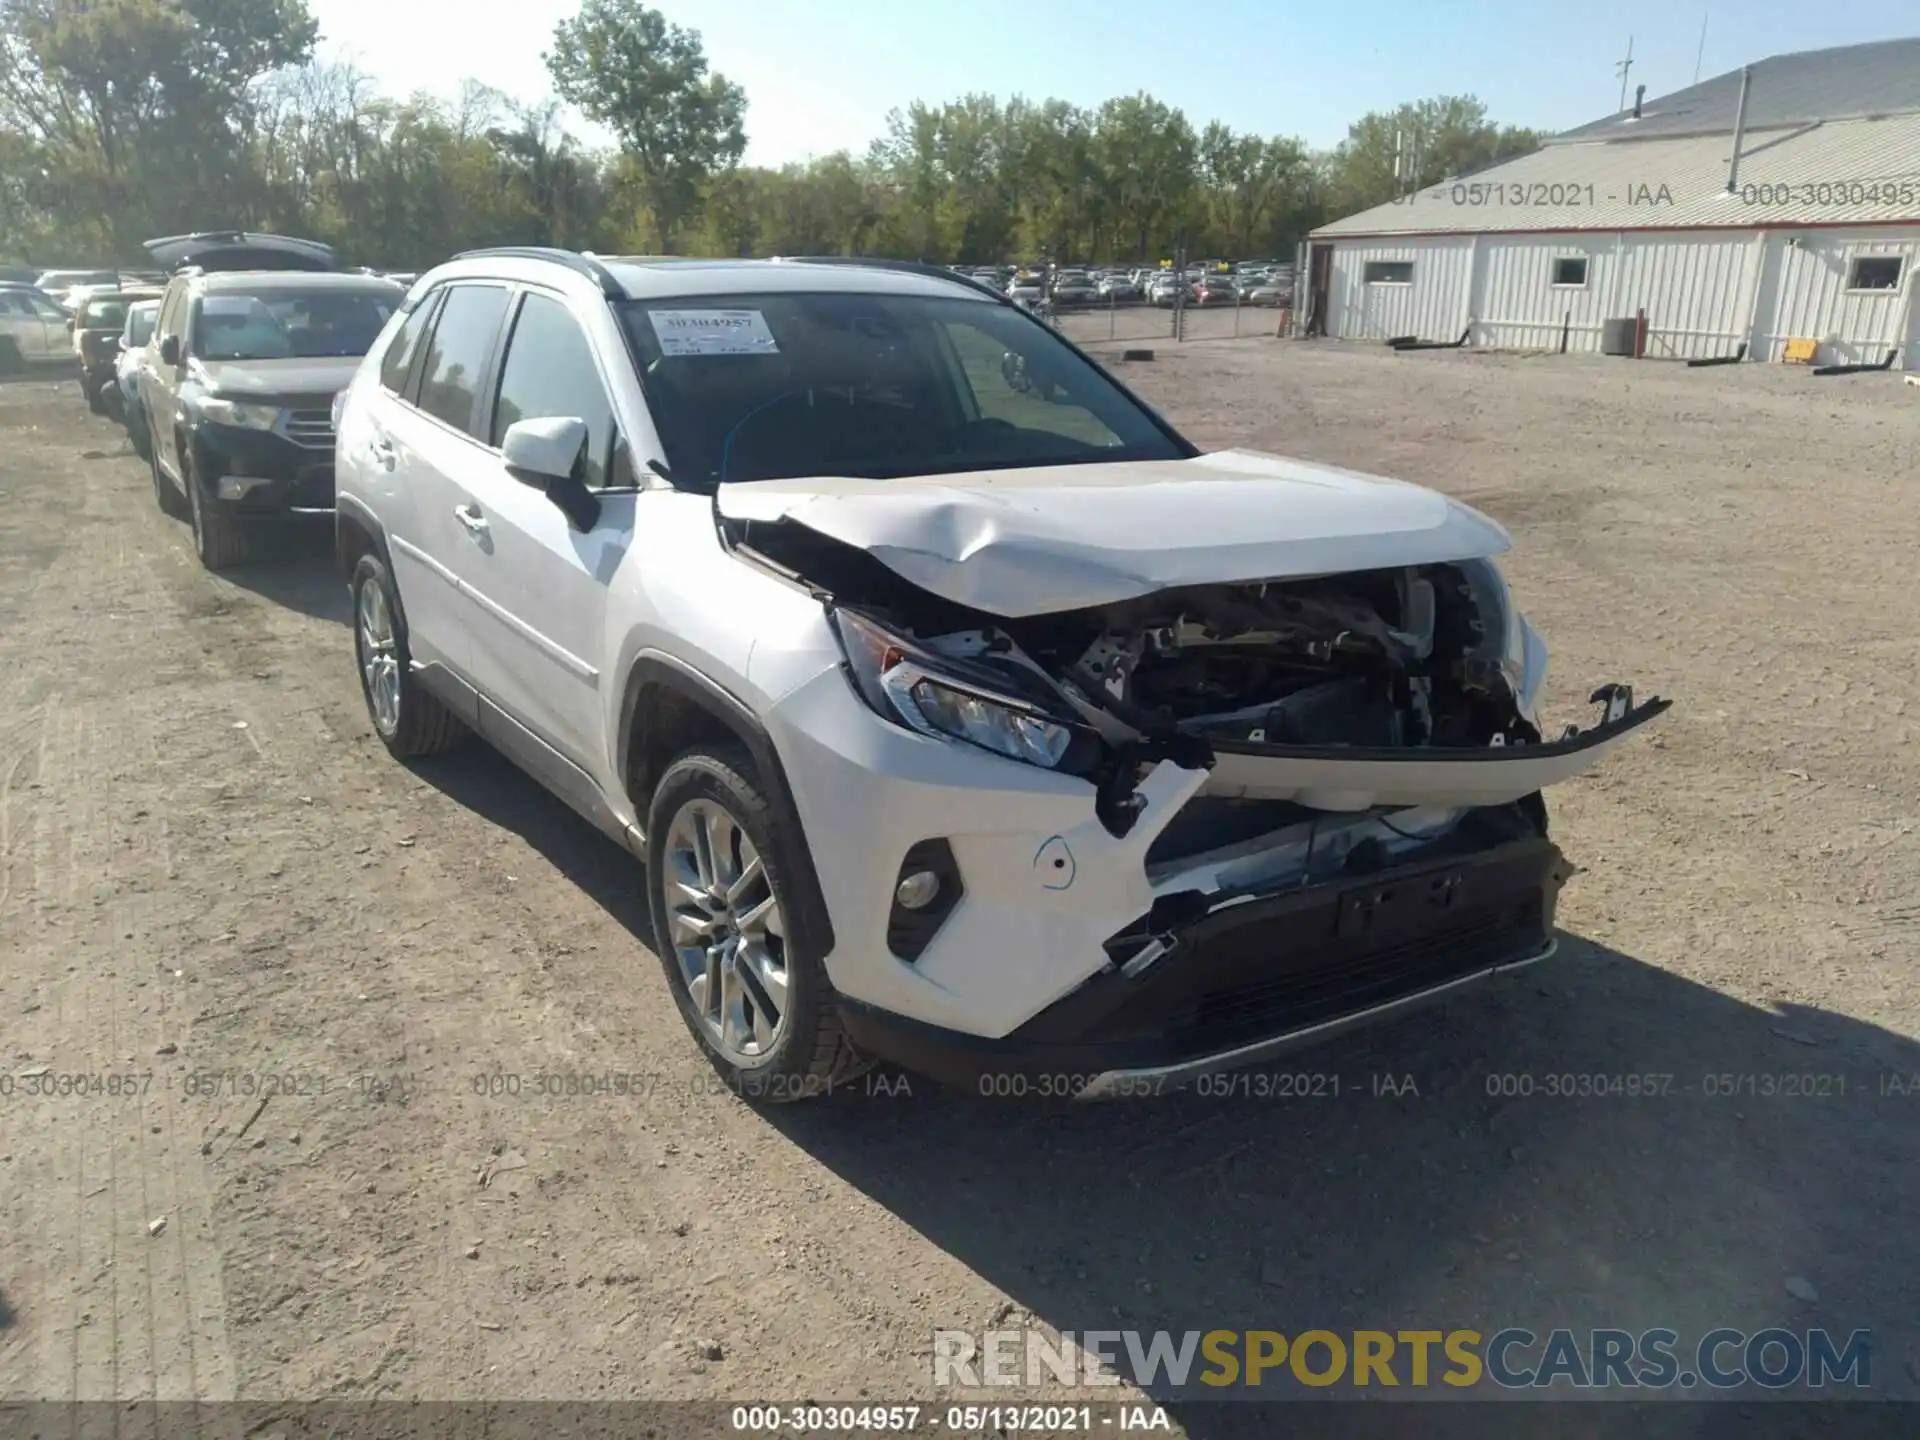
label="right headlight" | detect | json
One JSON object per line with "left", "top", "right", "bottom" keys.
{"left": 832, "top": 609, "right": 1086, "bottom": 771}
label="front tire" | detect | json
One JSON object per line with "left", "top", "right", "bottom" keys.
{"left": 184, "top": 452, "right": 252, "bottom": 570}
{"left": 646, "top": 746, "right": 866, "bottom": 1103}
{"left": 351, "top": 554, "right": 465, "bottom": 759}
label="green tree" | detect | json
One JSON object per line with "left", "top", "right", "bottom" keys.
{"left": 544, "top": 0, "right": 744, "bottom": 251}
{"left": 0, "top": 0, "right": 317, "bottom": 254}
{"left": 1323, "top": 95, "right": 1542, "bottom": 217}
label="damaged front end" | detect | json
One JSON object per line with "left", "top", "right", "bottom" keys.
{"left": 734, "top": 516, "right": 1667, "bottom": 1091}
{"left": 813, "top": 547, "right": 1667, "bottom": 832}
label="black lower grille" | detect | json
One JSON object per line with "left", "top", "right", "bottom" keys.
{"left": 1010, "top": 833, "right": 1565, "bottom": 1062}
{"left": 286, "top": 470, "right": 335, "bottom": 507}
{"left": 1168, "top": 900, "right": 1542, "bottom": 1052}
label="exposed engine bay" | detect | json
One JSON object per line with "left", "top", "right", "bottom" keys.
{"left": 728, "top": 512, "right": 1542, "bottom": 752}
{"left": 976, "top": 563, "right": 1535, "bottom": 752}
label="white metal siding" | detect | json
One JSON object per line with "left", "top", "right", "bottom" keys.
{"left": 1326, "top": 239, "right": 1473, "bottom": 341}
{"left": 1614, "top": 233, "right": 1759, "bottom": 359}
{"left": 1323, "top": 223, "right": 1920, "bottom": 366}
{"left": 1474, "top": 237, "right": 1622, "bottom": 351}
{"left": 1761, "top": 229, "right": 1920, "bottom": 365}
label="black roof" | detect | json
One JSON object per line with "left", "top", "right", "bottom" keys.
{"left": 1554, "top": 36, "right": 1920, "bottom": 144}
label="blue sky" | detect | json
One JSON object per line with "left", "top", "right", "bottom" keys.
{"left": 305, "top": 0, "right": 1920, "bottom": 163}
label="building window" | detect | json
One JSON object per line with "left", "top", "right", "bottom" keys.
{"left": 1363, "top": 261, "right": 1414, "bottom": 286}
{"left": 1848, "top": 257, "right": 1902, "bottom": 292}
{"left": 1552, "top": 256, "right": 1589, "bottom": 287}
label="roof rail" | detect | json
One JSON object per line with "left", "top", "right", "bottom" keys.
{"left": 453, "top": 246, "right": 624, "bottom": 298}
{"left": 775, "top": 255, "right": 1010, "bottom": 304}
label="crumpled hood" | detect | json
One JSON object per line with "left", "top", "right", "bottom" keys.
{"left": 717, "top": 448, "right": 1511, "bottom": 616}
{"left": 193, "top": 356, "right": 362, "bottom": 400}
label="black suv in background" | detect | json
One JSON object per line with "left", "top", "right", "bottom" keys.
{"left": 141, "top": 269, "right": 403, "bottom": 568}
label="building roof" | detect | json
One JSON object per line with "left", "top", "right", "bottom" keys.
{"left": 1312, "top": 112, "right": 1920, "bottom": 238}
{"left": 1555, "top": 37, "right": 1920, "bottom": 145}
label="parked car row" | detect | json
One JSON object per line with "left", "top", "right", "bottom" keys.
{"left": 939, "top": 260, "right": 1293, "bottom": 310}
{"left": 60, "top": 240, "right": 1666, "bottom": 1103}
{"left": 78, "top": 231, "right": 400, "bottom": 566}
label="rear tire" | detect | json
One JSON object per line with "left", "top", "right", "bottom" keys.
{"left": 83, "top": 379, "right": 105, "bottom": 415}
{"left": 646, "top": 745, "right": 869, "bottom": 1104}
{"left": 351, "top": 554, "right": 465, "bottom": 759}
{"left": 184, "top": 453, "right": 252, "bottom": 570}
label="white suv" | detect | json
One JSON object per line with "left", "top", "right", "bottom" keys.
{"left": 333, "top": 249, "right": 1666, "bottom": 1101}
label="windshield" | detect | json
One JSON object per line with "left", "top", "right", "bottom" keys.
{"left": 191, "top": 287, "right": 399, "bottom": 361}
{"left": 619, "top": 290, "right": 1187, "bottom": 488}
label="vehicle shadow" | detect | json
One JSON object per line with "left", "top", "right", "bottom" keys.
{"left": 765, "top": 940, "right": 1916, "bottom": 1430}
{"left": 218, "top": 527, "right": 350, "bottom": 625}
{"left": 410, "top": 740, "right": 653, "bottom": 943}
{"left": 381, "top": 740, "right": 1916, "bottom": 1434}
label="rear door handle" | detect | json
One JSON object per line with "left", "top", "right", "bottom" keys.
{"left": 454, "top": 504, "right": 489, "bottom": 537}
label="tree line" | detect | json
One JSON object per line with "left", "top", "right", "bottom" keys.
{"left": 0, "top": 0, "right": 1544, "bottom": 269}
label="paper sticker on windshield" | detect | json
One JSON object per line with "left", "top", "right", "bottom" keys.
{"left": 649, "top": 309, "right": 780, "bottom": 357}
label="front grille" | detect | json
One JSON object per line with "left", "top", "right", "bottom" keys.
{"left": 283, "top": 409, "right": 334, "bottom": 449}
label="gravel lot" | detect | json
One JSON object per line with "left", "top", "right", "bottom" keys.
{"left": 1, "top": 338, "right": 1915, "bottom": 1431}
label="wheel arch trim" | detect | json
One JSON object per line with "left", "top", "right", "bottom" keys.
{"left": 618, "top": 651, "right": 838, "bottom": 958}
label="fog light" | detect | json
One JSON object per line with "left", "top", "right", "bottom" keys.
{"left": 888, "top": 838, "right": 963, "bottom": 963}
{"left": 217, "top": 474, "right": 269, "bottom": 500}
{"left": 895, "top": 870, "right": 941, "bottom": 910}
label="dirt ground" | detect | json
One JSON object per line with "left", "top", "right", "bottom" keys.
{"left": 2, "top": 336, "right": 1916, "bottom": 1431}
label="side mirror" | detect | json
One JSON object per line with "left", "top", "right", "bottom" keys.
{"left": 502, "top": 416, "right": 600, "bottom": 530}
{"left": 159, "top": 336, "right": 180, "bottom": 366}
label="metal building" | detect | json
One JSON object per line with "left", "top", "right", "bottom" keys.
{"left": 1300, "top": 38, "right": 1920, "bottom": 368}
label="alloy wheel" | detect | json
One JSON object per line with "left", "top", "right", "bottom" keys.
{"left": 660, "top": 798, "right": 789, "bottom": 1065}
{"left": 356, "top": 577, "right": 401, "bottom": 736}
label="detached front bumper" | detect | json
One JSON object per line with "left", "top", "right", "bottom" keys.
{"left": 838, "top": 830, "right": 1568, "bottom": 1097}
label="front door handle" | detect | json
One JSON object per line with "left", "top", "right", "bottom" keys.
{"left": 454, "top": 504, "right": 489, "bottom": 538}
{"left": 370, "top": 434, "right": 397, "bottom": 470}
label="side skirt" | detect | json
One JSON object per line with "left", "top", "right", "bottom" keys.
{"left": 412, "top": 661, "right": 644, "bottom": 860}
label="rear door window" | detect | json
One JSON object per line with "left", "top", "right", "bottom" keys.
{"left": 416, "top": 285, "right": 512, "bottom": 437}
{"left": 380, "top": 292, "right": 442, "bottom": 399}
